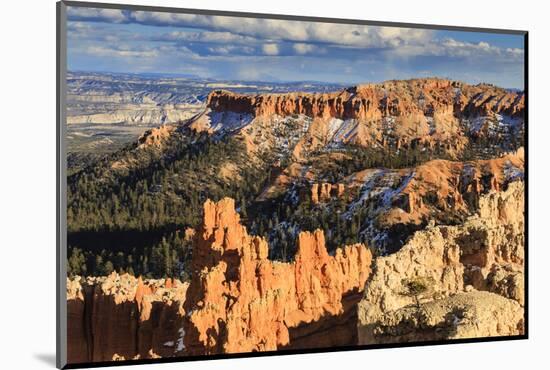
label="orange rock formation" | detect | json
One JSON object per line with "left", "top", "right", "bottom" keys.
{"left": 200, "top": 79, "right": 524, "bottom": 160}
{"left": 137, "top": 124, "right": 175, "bottom": 149}
{"left": 370, "top": 148, "right": 525, "bottom": 229}
{"left": 206, "top": 79, "right": 524, "bottom": 120}
{"left": 67, "top": 198, "right": 373, "bottom": 362}
{"left": 311, "top": 183, "right": 347, "bottom": 204}
{"left": 183, "top": 198, "right": 372, "bottom": 354}
{"left": 67, "top": 275, "right": 188, "bottom": 363}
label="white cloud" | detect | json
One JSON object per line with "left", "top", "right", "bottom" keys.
{"left": 154, "top": 30, "right": 257, "bottom": 44}
{"left": 388, "top": 37, "right": 524, "bottom": 61}
{"left": 262, "top": 43, "right": 279, "bottom": 55}
{"left": 87, "top": 45, "right": 158, "bottom": 58}
{"left": 293, "top": 43, "right": 316, "bottom": 54}
{"left": 67, "top": 6, "right": 524, "bottom": 67}
{"left": 67, "top": 7, "right": 127, "bottom": 23}
{"left": 206, "top": 45, "right": 255, "bottom": 55}
{"left": 68, "top": 7, "right": 433, "bottom": 48}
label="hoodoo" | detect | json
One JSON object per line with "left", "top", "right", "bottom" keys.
{"left": 183, "top": 198, "right": 373, "bottom": 354}
{"left": 67, "top": 198, "right": 373, "bottom": 360}
{"left": 65, "top": 74, "right": 525, "bottom": 363}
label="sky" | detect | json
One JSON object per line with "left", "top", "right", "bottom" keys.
{"left": 66, "top": 6, "right": 525, "bottom": 88}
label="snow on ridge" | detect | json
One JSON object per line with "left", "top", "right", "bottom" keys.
{"left": 207, "top": 110, "right": 254, "bottom": 134}
{"left": 175, "top": 327, "right": 185, "bottom": 352}
{"left": 466, "top": 114, "right": 523, "bottom": 136}
{"left": 495, "top": 113, "right": 523, "bottom": 131}
{"left": 266, "top": 114, "right": 312, "bottom": 159}
{"left": 329, "top": 118, "right": 359, "bottom": 145}
{"left": 344, "top": 169, "right": 385, "bottom": 217}
{"left": 327, "top": 118, "right": 344, "bottom": 138}
{"left": 380, "top": 171, "right": 415, "bottom": 209}
{"left": 504, "top": 160, "right": 524, "bottom": 182}
{"left": 343, "top": 169, "right": 415, "bottom": 253}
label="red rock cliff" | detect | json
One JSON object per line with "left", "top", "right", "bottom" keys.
{"left": 183, "top": 198, "right": 372, "bottom": 354}
{"left": 206, "top": 78, "right": 524, "bottom": 120}
{"left": 67, "top": 275, "right": 188, "bottom": 364}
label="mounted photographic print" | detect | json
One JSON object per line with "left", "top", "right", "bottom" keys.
{"left": 56, "top": 1, "right": 528, "bottom": 368}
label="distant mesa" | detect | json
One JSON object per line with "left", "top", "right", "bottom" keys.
{"left": 205, "top": 78, "right": 524, "bottom": 120}
{"left": 184, "top": 78, "right": 524, "bottom": 159}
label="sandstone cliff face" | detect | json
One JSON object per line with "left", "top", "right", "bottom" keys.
{"left": 183, "top": 198, "right": 372, "bottom": 354}
{"left": 206, "top": 79, "right": 524, "bottom": 121}
{"left": 357, "top": 181, "right": 525, "bottom": 344}
{"left": 334, "top": 148, "right": 524, "bottom": 257}
{"left": 200, "top": 79, "right": 523, "bottom": 159}
{"left": 311, "top": 183, "right": 347, "bottom": 204}
{"left": 67, "top": 180, "right": 525, "bottom": 361}
{"left": 67, "top": 274, "right": 188, "bottom": 364}
{"left": 383, "top": 148, "right": 524, "bottom": 225}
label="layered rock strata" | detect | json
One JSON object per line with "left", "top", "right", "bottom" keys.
{"left": 199, "top": 78, "right": 524, "bottom": 158}
{"left": 67, "top": 198, "right": 373, "bottom": 361}
{"left": 379, "top": 148, "right": 524, "bottom": 226}
{"left": 206, "top": 79, "right": 524, "bottom": 120}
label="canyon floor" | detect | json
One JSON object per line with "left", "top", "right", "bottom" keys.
{"left": 66, "top": 75, "right": 525, "bottom": 364}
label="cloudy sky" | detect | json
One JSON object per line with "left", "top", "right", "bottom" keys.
{"left": 67, "top": 6, "right": 525, "bottom": 88}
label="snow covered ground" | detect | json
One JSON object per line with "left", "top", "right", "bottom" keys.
{"left": 202, "top": 110, "right": 255, "bottom": 136}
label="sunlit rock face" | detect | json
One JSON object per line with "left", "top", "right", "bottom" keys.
{"left": 204, "top": 79, "right": 524, "bottom": 158}
{"left": 67, "top": 197, "right": 373, "bottom": 360}
{"left": 183, "top": 197, "right": 372, "bottom": 354}
{"left": 65, "top": 77, "right": 525, "bottom": 362}
{"left": 66, "top": 180, "right": 525, "bottom": 360}
{"left": 357, "top": 181, "right": 525, "bottom": 344}
{"left": 66, "top": 274, "right": 188, "bottom": 363}
{"left": 207, "top": 79, "right": 524, "bottom": 120}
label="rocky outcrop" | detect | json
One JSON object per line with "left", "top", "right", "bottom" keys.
{"left": 183, "top": 198, "right": 372, "bottom": 354}
{"left": 67, "top": 197, "right": 372, "bottom": 362}
{"left": 369, "top": 148, "right": 524, "bottom": 231}
{"left": 67, "top": 180, "right": 524, "bottom": 361}
{"left": 357, "top": 180, "right": 525, "bottom": 344}
{"left": 137, "top": 124, "right": 176, "bottom": 149}
{"left": 206, "top": 79, "right": 524, "bottom": 121}
{"left": 368, "top": 291, "right": 524, "bottom": 343}
{"left": 201, "top": 79, "right": 524, "bottom": 159}
{"left": 67, "top": 274, "right": 188, "bottom": 364}
{"left": 311, "top": 182, "right": 347, "bottom": 204}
